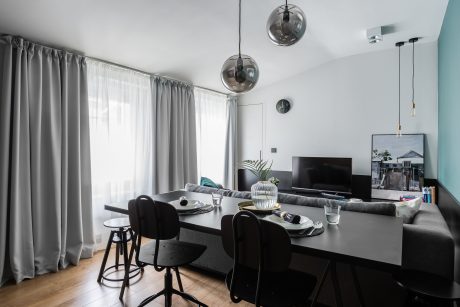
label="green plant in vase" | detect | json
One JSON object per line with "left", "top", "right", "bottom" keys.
{"left": 241, "top": 159, "right": 279, "bottom": 209}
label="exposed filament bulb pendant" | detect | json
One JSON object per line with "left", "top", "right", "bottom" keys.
{"left": 409, "top": 37, "right": 419, "bottom": 118}
{"left": 396, "top": 123, "right": 402, "bottom": 138}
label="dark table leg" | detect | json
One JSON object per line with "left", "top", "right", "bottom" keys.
{"left": 350, "top": 264, "right": 366, "bottom": 307}
{"left": 331, "top": 261, "right": 344, "bottom": 307}
{"left": 310, "top": 260, "right": 331, "bottom": 307}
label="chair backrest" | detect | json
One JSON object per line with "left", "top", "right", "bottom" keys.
{"left": 221, "top": 211, "right": 292, "bottom": 305}
{"left": 221, "top": 211, "right": 292, "bottom": 273}
{"left": 128, "top": 195, "right": 180, "bottom": 240}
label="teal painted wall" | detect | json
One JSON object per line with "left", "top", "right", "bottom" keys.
{"left": 439, "top": 0, "right": 460, "bottom": 202}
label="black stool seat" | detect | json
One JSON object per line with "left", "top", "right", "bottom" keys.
{"left": 104, "top": 217, "right": 130, "bottom": 228}
{"left": 395, "top": 270, "right": 460, "bottom": 302}
{"left": 98, "top": 218, "right": 140, "bottom": 284}
{"left": 139, "top": 240, "right": 206, "bottom": 268}
{"left": 225, "top": 266, "right": 317, "bottom": 307}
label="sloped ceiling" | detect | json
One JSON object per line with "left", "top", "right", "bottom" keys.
{"left": 0, "top": 0, "right": 448, "bottom": 93}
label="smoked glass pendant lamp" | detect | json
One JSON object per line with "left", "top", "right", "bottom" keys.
{"left": 267, "top": 0, "right": 306, "bottom": 46}
{"left": 221, "top": 0, "right": 259, "bottom": 93}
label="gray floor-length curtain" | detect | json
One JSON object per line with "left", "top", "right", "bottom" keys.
{"left": 223, "top": 95, "right": 238, "bottom": 189}
{"left": 151, "top": 76, "right": 197, "bottom": 193}
{"left": 0, "top": 35, "right": 94, "bottom": 286}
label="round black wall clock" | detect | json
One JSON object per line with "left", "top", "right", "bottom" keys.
{"left": 276, "top": 99, "right": 291, "bottom": 114}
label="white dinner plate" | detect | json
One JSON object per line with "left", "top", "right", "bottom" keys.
{"left": 263, "top": 214, "right": 314, "bottom": 231}
{"left": 169, "top": 199, "right": 206, "bottom": 212}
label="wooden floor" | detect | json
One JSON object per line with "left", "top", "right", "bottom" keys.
{"left": 0, "top": 248, "right": 252, "bottom": 307}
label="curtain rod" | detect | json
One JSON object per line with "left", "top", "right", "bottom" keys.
{"left": 87, "top": 56, "right": 189, "bottom": 84}
{"left": 87, "top": 55, "right": 229, "bottom": 96}
{"left": 194, "top": 85, "right": 229, "bottom": 96}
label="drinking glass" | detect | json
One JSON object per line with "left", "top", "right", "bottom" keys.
{"left": 211, "top": 192, "right": 223, "bottom": 207}
{"left": 324, "top": 202, "right": 341, "bottom": 225}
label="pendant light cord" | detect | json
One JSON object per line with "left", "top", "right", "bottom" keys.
{"left": 238, "top": 0, "right": 241, "bottom": 57}
{"left": 398, "top": 44, "right": 401, "bottom": 127}
{"left": 412, "top": 40, "right": 415, "bottom": 102}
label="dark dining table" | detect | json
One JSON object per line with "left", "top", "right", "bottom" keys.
{"left": 105, "top": 190, "right": 403, "bottom": 307}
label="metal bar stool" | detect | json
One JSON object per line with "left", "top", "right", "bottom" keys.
{"left": 97, "top": 217, "right": 142, "bottom": 283}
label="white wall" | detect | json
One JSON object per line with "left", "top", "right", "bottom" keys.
{"left": 239, "top": 42, "right": 438, "bottom": 178}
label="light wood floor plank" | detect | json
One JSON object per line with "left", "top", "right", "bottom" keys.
{"left": 0, "top": 246, "right": 252, "bottom": 307}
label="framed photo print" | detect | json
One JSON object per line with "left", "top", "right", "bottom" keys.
{"left": 371, "top": 134, "right": 425, "bottom": 200}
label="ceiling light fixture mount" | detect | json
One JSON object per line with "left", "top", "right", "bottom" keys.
{"left": 267, "top": 0, "right": 307, "bottom": 46}
{"left": 396, "top": 41, "right": 405, "bottom": 138}
{"left": 367, "top": 27, "right": 383, "bottom": 44}
{"left": 221, "top": 0, "right": 259, "bottom": 93}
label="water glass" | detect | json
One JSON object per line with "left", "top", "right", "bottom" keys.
{"left": 324, "top": 203, "right": 341, "bottom": 225}
{"left": 211, "top": 192, "right": 223, "bottom": 207}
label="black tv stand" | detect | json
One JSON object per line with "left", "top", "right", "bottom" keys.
{"left": 283, "top": 190, "right": 349, "bottom": 200}
{"left": 238, "top": 169, "right": 372, "bottom": 200}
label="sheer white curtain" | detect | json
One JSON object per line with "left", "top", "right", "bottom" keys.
{"left": 87, "top": 60, "right": 153, "bottom": 248}
{"left": 195, "top": 88, "right": 237, "bottom": 189}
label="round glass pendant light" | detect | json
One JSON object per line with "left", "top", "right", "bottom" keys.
{"left": 221, "top": 0, "right": 259, "bottom": 93}
{"left": 267, "top": 0, "right": 306, "bottom": 46}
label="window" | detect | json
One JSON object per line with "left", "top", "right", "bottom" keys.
{"left": 195, "top": 88, "right": 236, "bottom": 188}
{"left": 87, "top": 60, "right": 152, "bottom": 247}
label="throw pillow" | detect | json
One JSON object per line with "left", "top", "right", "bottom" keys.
{"left": 200, "top": 177, "right": 220, "bottom": 189}
{"left": 395, "top": 197, "right": 422, "bottom": 223}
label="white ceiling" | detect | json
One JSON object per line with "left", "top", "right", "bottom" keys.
{"left": 0, "top": 0, "right": 448, "bottom": 93}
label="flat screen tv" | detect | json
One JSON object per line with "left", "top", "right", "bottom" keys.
{"left": 292, "top": 157, "right": 352, "bottom": 195}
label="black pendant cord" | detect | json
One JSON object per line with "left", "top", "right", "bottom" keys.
{"left": 238, "top": 0, "right": 241, "bottom": 58}
{"left": 411, "top": 40, "right": 415, "bottom": 103}
{"left": 398, "top": 44, "right": 401, "bottom": 129}
{"left": 395, "top": 41, "right": 405, "bottom": 135}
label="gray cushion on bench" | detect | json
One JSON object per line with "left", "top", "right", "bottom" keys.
{"left": 278, "top": 193, "right": 395, "bottom": 216}
{"left": 402, "top": 203, "right": 454, "bottom": 279}
{"left": 185, "top": 183, "right": 396, "bottom": 216}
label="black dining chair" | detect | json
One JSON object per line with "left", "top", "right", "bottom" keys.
{"left": 221, "top": 211, "right": 318, "bottom": 307}
{"left": 122, "top": 195, "right": 208, "bottom": 307}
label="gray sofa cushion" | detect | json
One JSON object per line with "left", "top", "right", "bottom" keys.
{"left": 185, "top": 183, "right": 396, "bottom": 216}
{"left": 279, "top": 193, "right": 396, "bottom": 216}
{"left": 402, "top": 203, "right": 454, "bottom": 279}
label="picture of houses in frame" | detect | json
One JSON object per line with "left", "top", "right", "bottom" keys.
{"left": 371, "top": 134, "right": 425, "bottom": 200}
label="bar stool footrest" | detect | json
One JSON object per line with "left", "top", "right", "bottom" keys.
{"left": 101, "top": 264, "right": 141, "bottom": 282}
